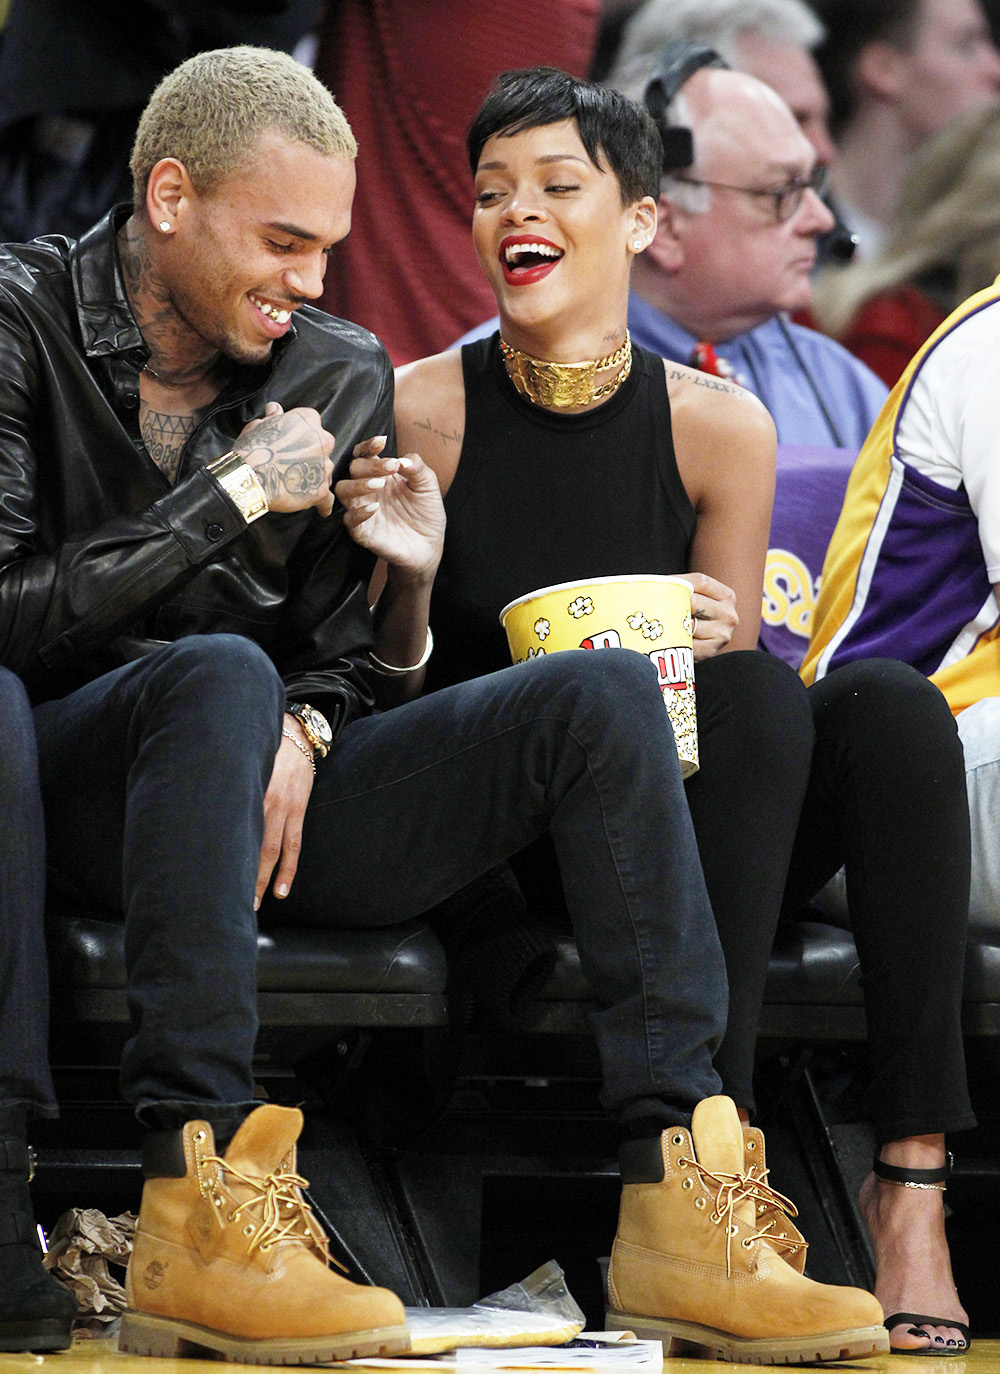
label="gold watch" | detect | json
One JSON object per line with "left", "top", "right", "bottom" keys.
{"left": 206, "top": 451, "right": 269, "bottom": 525}
{"left": 287, "top": 702, "right": 332, "bottom": 758}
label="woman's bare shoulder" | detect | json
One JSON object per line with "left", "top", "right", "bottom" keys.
{"left": 663, "top": 357, "right": 774, "bottom": 462}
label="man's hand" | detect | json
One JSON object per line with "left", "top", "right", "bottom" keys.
{"left": 688, "top": 571, "right": 739, "bottom": 659}
{"left": 255, "top": 715, "right": 315, "bottom": 909}
{"left": 233, "top": 402, "right": 335, "bottom": 517}
{"left": 335, "top": 436, "right": 445, "bottom": 583}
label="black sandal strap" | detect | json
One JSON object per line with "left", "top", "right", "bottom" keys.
{"left": 883, "top": 1312, "right": 971, "bottom": 1347}
{"left": 873, "top": 1151, "right": 952, "bottom": 1189}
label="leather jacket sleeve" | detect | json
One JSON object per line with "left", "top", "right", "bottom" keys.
{"left": 0, "top": 299, "right": 250, "bottom": 682}
{"left": 0, "top": 261, "right": 386, "bottom": 735}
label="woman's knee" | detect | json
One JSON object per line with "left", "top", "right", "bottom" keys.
{"left": 697, "top": 650, "right": 814, "bottom": 759}
{"left": 810, "top": 659, "right": 966, "bottom": 800}
{"left": 811, "top": 658, "right": 958, "bottom": 749}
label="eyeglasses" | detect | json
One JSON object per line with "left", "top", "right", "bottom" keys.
{"left": 671, "top": 164, "right": 829, "bottom": 223}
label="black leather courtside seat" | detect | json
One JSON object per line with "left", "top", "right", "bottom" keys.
{"left": 516, "top": 920, "right": 1000, "bottom": 1041}
{"left": 47, "top": 911, "right": 449, "bottom": 1040}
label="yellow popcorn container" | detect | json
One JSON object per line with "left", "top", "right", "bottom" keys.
{"left": 500, "top": 574, "right": 698, "bottom": 778}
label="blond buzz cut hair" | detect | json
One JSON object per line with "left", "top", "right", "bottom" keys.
{"left": 130, "top": 45, "right": 357, "bottom": 208}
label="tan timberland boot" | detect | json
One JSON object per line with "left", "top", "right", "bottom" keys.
{"left": 606, "top": 1096, "right": 889, "bottom": 1364}
{"left": 119, "top": 1105, "right": 409, "bottom": 1364}
{"left": 742, "top": 1122, "right": 808, "bottom": 1275}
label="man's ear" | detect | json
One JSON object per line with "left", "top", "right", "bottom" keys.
{"left": 146, "top": 157, "right": 194, "bottom": 233}
{"left": 644, "top": 194, "right": 685, "bottom": 273}
{"left": 855, "top": 40, "right": 906, "bottom": 103}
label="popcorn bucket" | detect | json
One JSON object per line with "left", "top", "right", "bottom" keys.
{"left": 500, "top": 574, "right": 698, "bottom": 778}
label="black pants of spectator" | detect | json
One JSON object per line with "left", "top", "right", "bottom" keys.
{"left": 494, "top": 652, "right": 974, "bottom": 1144}
{"left": 0, "top": 668, "right": 57, "bottom": 1118}
{"left": 683, "top": 651, "right": 816, "bottom": 1116}
{"left": 29, "top": 635, "right": 727, "bottom": 1140}
{"left": 781, "top": 658, "right": 975, "bottom": 1144}
{"left": 470, "top": 650, "right": 817, "bottom": 1117}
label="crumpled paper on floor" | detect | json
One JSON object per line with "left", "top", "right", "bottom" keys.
{"left": 42, "top": 1207, "right": 137, "bottom": 1334}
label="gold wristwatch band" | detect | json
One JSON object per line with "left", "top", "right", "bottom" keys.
{"left": 206, "top": 451, "right": 269, "bottom": 525}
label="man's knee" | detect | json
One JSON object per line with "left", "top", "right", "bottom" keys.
{"left": 150, "top": 635, "right": 284, "bottom": 712}
{"left": 137, "top": 636, "right": 285, "bottom": 760}
{"left": 0, "top": 666, "right": 37, "bottom": 794}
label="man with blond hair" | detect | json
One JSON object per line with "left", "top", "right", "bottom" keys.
{"left": 0, "top": 42, "right": 790, "bottom": 1367}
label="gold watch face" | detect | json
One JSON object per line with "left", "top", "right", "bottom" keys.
{"left": 293, "top": 704, "right": 332, "bottom": 749}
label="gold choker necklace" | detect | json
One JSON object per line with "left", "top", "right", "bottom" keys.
{"left": 499, "top": 332, "right": 632, "bottom": 408}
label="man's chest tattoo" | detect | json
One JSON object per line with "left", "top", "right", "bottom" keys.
{"left": 141, "top": 408, "right": 198, "bottom": 484}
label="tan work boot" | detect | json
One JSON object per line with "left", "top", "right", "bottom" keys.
{"left": 606, "top": 1096, "right": 889, "bottom": 1364}
{"left": 120, "top": 1105, "right": 409, "bottom": 1364}
{"left": 742, "top": 1122, "right": 808, "bottom": 1275}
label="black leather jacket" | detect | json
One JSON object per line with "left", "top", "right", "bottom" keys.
{"left": 0, "top": 208, "right": 388, "bottom": 736}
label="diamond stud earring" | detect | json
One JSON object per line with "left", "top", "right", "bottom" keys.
{"left": 633, "top": 240, "right": 643, "bottom": 251}
{"left": 158, "top": 221, "right": 172, "bottom": 232}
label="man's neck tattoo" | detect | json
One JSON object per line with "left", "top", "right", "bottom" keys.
{"left": 118, "top": 217, "right": 221, "bottom": 389}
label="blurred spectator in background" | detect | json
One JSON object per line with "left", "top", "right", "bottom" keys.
{"left": 589, "top": 0, "right": 645, "bottom": 81}
{"left": 812, "top": 100, "right": 1000, "bottom": 386}
{"left": 810, "top": 0, "right": 1000, "bottom": 257}
{"left": 609, "top": 0, "right": 835, "bottom": 166}
{"left": 312, "top": 0, "right": 599, "bottom": 365}
{"left": 0, "top": 0, "right": 319, "bottom": 243}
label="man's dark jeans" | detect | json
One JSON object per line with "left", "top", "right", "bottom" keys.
{"left": 0, "top": 668, "right": 57, "bottom": 1117}
{"left": 28, "top": 635, "right": 726, "bottom": 1135}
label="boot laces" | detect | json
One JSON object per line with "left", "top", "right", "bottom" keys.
{"left": 203, "top": 1153, "right": 344, "bottom": 1269}
{"left": 677, "top": 1155, "right": 800, "bottom": 1275}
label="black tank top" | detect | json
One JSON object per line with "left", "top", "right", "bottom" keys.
{"left": 426, "top": 333, "right": 696, "bottom": 692}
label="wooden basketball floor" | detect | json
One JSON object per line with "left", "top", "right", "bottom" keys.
{"left": 0, "top": 1336, "right": 996, "bottom": 1374}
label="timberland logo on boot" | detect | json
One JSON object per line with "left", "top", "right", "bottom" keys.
{"left": 143, "top": 1260, "right": 167, "bottom": 1289}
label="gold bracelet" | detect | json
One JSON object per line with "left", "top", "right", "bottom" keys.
{"left": 206, "top": 451, "right": 269, "bottom": 525}
{"left": 281, "top": 726, "right": 316, "bottom": 773}
{"left": 368, "top": 627, "right": 434, "bottom": 677}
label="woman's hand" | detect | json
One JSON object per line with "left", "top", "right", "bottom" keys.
{"left": 688, "top": 571, "right": 739, "bottom": 659}
{"left": 335, "top": 436, "right": 445, "bottom": 584}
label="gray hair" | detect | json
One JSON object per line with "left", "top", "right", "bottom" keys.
{"left": 607, "top": 0, "right": 825, "bottom": 103}
{"left": 658, "top": 91, "right": 712, "bottom": 212}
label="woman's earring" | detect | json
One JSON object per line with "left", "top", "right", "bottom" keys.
{"left": 158, "top": 221, "right": 172, "bottom": 232}
{"left": 633, "top": 240, "right": 644, "bottom": 251}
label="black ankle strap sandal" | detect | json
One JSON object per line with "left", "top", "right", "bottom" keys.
{"left": 873, "top": 1153, "right": 970, "bottom": 1355}
{"left": 873, "top": 1151, "right": 952, "bottom": 1191}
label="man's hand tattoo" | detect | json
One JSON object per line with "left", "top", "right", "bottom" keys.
{"left": 234, "top": 413, "right": 329, "bottom": 499}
